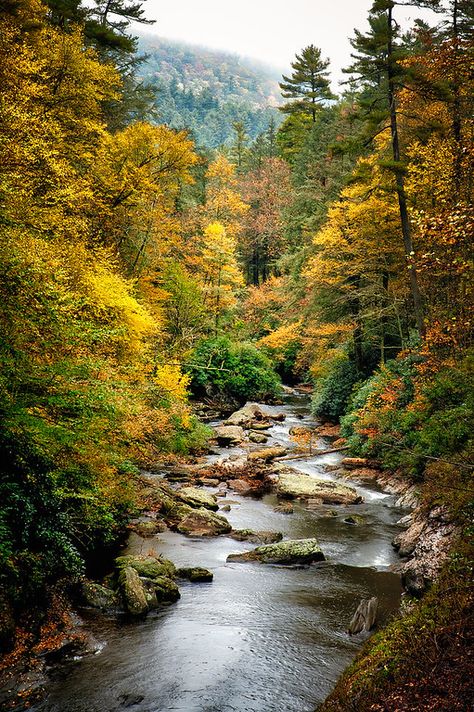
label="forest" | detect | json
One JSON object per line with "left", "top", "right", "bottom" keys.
{"left": 137, "top": 35, "right": 282, "bottom": 147}
{"left": 0, "top": 0, "right": 472, "bottom": 710}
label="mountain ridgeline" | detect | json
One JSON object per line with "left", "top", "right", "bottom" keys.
{"left": 137, "top": 34, "right": 282, "bottom": 147}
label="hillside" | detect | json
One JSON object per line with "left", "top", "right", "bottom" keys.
{"left": 137, "top": 34, "right": 282, "bottom": 147}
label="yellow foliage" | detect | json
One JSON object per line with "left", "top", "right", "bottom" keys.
{"left": 258, "top": 321, "right": 303, "bottom": 350}
{"left": 86, "top": 261, "right": 158, "bottom": 355}
{"left": 154, "top": 364, "right": 190, "bottom": 403}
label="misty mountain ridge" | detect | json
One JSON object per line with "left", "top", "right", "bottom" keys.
{"left": 137, "top": 33, "right": 283, "bottom": 148}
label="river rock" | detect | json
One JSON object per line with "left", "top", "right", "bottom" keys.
{"left": 130, "top": 519, "right": 167, "bottom": 537}
{"left": 198, "top": 477, "right": 220, "bottom": 487}
{"left": 229, "top": 529, "right": 283, "bottom": 544}
{"left": 80, "top": 581, "right": 121, "bottom": 611}
{"left": 152, "top": 576, "right": 180, "bottom": 603}
{"left": 276, "top": 469, "right": 363, "bottom": 505}
{"left": 227, "top": 538, "right": 325, "bottom": 565}
{"left": 221, "top": 504, "right": 231, "bottom": 511}
{"left": 248, "top": 446, "right": 287, "bottom": 462}
{"left": 226, "top": 478, "right": 253, "bottom": 495}
{"left": 177, "top": 486, "right": 218, "bottom": 511}
{"left": 393, "top": 519, "right": 426, "bottom": 557}
{"left": 250, "top": 421, "right": 272, "bottom": 430}
{"left": 176, "top": 508, "right": 231, "bottom": 537}
{"left": 176, "top": 567, "right": 214, "bottom": 582}
{"left": 249, "top": 431, "right": 268, "bottom": 443}
{"left": 118, "top": 567, "right": 148, "bottom": 616}
{"left": 213, "top": 425, "right": 245, "bottom": 446}
{"left": 224, "top": 403, "right": 263, "bottom": 427}
{"left": 115, "top": 554, "right": 176, "bottom": 580}
{"left": 342, "top": 467, "right": 380, "bottom": 482}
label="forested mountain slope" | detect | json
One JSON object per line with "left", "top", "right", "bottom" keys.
{"left": 137, "top": 34, "right": 281, "bottom": 147}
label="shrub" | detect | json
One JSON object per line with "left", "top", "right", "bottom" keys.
{"left": 341, "top": 350, "right": 474, "bottom": 481}
{"left": 311, "top": 357, "right": 359, "bottom": 421}
{"left": 186, "top": 337, "right": 281, "bottom": 404}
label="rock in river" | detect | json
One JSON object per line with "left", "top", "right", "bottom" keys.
{"left": 176, "top": 567, "right": 214, "bottom": 582}
{"left": 80, "top": 581, "right": 121, "bottom": 611}
{"left": 177, "top": 508, "right": 232, "bottom": 537}
{"left": 177, "top": 486, "right": 218, "bottom": 511}
{"left": 213, "top": 425, "right": 245, "bottom": 446}
{"left": 224, "top": 402, "right": 264, "bottom": 427}
{"left": 227, "top": 538, "right": 325, "bottom": 565}
{"left": 118, "top": 567, "right": 148, "bottom": 616}
{"left": 115, "top": 554, "right": 176, "bottom": 580}
{"left": 276, "top": 469, "right": 362, "bottom": 505}
{"left": 229, "top": 529, "right": 283, "bottom": 544}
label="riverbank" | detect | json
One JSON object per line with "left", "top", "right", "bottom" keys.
{"left": 5, "top": 391, "right": 406, "bottom": 712}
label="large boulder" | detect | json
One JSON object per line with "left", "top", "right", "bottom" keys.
{"left": 118, "top": 567, "right": 148, "bottom": 616}
{"left": 229, "top": 529, "right": 283, "bottom": 544}
{"left": 248, "top": 446, "right": 287, "bottom": 462}
{"left": 213, "top": 425, "right": 245, "bottom": 446}
{"left": 152, "top": 576, "right": 181, "bottom": 603}
{"left": 177, "top": 486, "right": 218, "bottom": 511}
{"left": 227, "top": 538, "right": 325, "bottom": 565}
{"left": 115, "top": 554, "right": 176, "bottom": 580}
{"left": 277, "top": 469, "right": 362, "bottom": 505}
{"left": 80, "top": 581, "right": 121, "bottom": 611}
{"left": 177, "top": 508, "right": 231, "bottom": 537}
{"left": 224, "top": 403, "right": 263, "bottom": 427}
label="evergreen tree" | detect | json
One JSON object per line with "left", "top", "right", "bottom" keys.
{"left": 279, "top": 44, "right": 334, "bottom": 122}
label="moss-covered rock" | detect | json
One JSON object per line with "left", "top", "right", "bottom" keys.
{"left": 118, "top": 567, "right": 148, "bottom": 616}
{"left": 229, "top": 529, "right": 283, "bottom": 544}
{"left": 130, "top": 519, "right": 167, "bottom": 537}
{"left": 176, "top": 567, "right": 214, "bottom": 582}
{"left": 227, "top": 538, "right": 325, "bottom": 565}
{"left": 248, "top": 432, "right": 269, "bottom": 443}
{"left": 115, "top": 554, "right": 176, "bottom": 580}
{"left": 277, "top": 469, "right": 362, "bottom": 505}
{"left": 177, "top": 486, "right": 219, "bottom": 511}
{"left": 153, "top": 576, "right": 181, "bottom": 602}
{"left": 176, "top": 508, "right": 231, "bottom": 537}
{"left": 80, "top": 581, "right": 121, "bottom": 611}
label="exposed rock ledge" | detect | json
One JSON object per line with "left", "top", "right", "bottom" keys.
{"left": 393, "top": 505, "right": 461, "bottom": 597}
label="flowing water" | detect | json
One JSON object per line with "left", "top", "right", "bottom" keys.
{"left": 34, "top": 391, "right": 405, "bottom": 712}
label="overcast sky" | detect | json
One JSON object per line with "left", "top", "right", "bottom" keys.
{"left": 137, "top": 1, "right": 438, "bottom": 90}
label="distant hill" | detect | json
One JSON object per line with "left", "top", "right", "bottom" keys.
{"left": 137, "top": 35, "right": 283, "bottom": 148}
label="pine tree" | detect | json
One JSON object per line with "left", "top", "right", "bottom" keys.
{"left": 279, "top": 45, "right": 334, "bottom": 122}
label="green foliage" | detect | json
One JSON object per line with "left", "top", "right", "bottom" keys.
{"left": 187, "top": 337, "right": 281, "bottom": 404}
{"left": 311, "top": 358, "right": 360, "bottom": 421}
{"left": 341, "top": 351, "right": 474, "bottom": 480}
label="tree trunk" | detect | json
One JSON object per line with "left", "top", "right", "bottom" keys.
{"left": 387, "top": 5, "right": 425, "bottom": 338}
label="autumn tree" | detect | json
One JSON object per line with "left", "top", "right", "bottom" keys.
{"left": 200, "top": 222, "right": 244, "bottom": 332}
{"left": 239, "top": 158, "right": 292, "bottom": 285}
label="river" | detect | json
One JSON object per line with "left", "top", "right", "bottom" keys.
{"left": 34, "top": 390, "right": 405, "bottom": 712}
